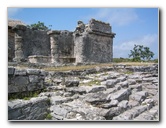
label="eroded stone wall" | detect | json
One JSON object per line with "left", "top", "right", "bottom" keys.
{"left": 9, "top": 25, "right": 50, "bottom": 61}
{"left": 9, "top": 19, "right": 115, "bottom": 64}
{"left": 16, "top": 27, "right": 50, "bottom": 58}
{"left": 74, "top": 19, "right": 115, "bottom": 63}
{"left": 48, "top": 30, "right": 74, "bottom": 63}
{"left": 8, "top": 67, "right": 47, "bottom": 94}
{"left": 8, "top": 29, "right": 15, "bottom": 61}
{"left": 74, "top": 33, "right": 113, "bottom": 63}
{"left": 58, "top": 31, "right": 74, "bottom": 58}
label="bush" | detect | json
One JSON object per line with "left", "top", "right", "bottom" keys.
{"left": 113, "top": 58, "right": 132, "bottom": 63}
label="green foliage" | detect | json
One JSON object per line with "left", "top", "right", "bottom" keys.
{"left": 128, "top": 44, "right": 154, "bottom": 62}
{"left": 27, "top": 21, "right": 52, "bottom": 31}
{"left": 153, "top": 59, "right": 158, "bottom": 63}
{"left": 45, "top": 113, "right": 52, "bottom": 120}
{"left": 23, "top": 97, "right": 31, "bottom": 100}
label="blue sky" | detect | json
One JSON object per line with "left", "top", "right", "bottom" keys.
{"left": 8, "top": 8, "right": 158, "bottom": 59}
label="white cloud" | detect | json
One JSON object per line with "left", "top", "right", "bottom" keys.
{"left": 113, "top": 34, "right": 158, "bottom": 58}
{"left": 8, "top": 8, "right": 22, "bottom": 18}
{"left": 83, "top": 8, "right": 138, "bottom": 26}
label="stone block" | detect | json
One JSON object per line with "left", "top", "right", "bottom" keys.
{"left": 14, "top": 76, "right": 29, "bottom": 85}
{"left": 65, "top": 87, "right": 86, "bottom": 95}
{"left": 8, "top": 84, "right": 27, "bottom": 93}
{"left": 101, "top": 100, "right": 119, "bottom": 108}
{"left": 64, "top": 80, "right": 79, "bottom": 87}
{"left": 88, "top": 85, "right": 106, "bottom": 93}
{"left": 118, "top": 100, "right": 129, "bottom": 110}
{"left": 8, "top": 67, "right": 15, "bottom": 75}
{"left": 15, "top": 69, "right": 27, "bottom": 75}
{"left": 128, "top": 79, "right": 136, "bottom": 85}
{"left": 27, "top": 69, "right": 40, "bottom": 75}
{"left": 84, "top": 92, "right": 109, "bottom": 105}
{"left": 119, "top": 81, "right": 128, "bottom": 88}
{"left": 107, "top": 88, "right": 131, "bottom": 102}
{"left": 29, "top": 75, "right": 39, "bottom": 83}
{"left": 27, "top": 84, "right": 37, "bottom": 91}
{"left": 106, "top": 80, "right": 117, "bottom": 88}
{"left": 88, "top": 19, "right": 111, "bottom": 34}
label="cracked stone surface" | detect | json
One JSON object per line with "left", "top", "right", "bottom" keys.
{"left": 43, "top": 69, "right": 159, "bottom": 121}
{"left": 8, "top": 65, "right": 159, "bottom": 121}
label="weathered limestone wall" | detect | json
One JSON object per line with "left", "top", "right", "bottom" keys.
{"left": 8, "top": 96, "right": 50, "bottom": 120}
{"left": 58, "top": 31, "right": 74, "bottom": 57}
{"left": 47, "top": 30, "right": 74, "bottom": 63}
{"left": 12, "top": 25, "right": 50, "bottom": 61}
{"left": 74, "top": 33, "right": 113, "bottom": 63}
{"left": 74, "top": 19, "right": 115, "bottom": 63}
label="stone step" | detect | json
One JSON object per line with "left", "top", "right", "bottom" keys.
{"left": 107, "top": 88, "right": 131, "bottom": 102}
{"left": 129, "top": 84, "right": 142, "bottom": 92}
{"left": 112, "top": 98, "right": 155, "bottom": 120}
{"left": 129, "top": 91, "right": 148, "bottom": 103}
{"left": 65, "top": 86, "right": 87, "bottom": 95}
{"left": 133, "top": 105, "right": 159, "bottom": 121}
{"left": 50, "top": 96, "right": 73, "bottom": 105}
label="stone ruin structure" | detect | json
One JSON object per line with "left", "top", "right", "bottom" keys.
{"left": 8, "top": 19, "right": 115, "bottom": 64}
{"left": 8, "top": 20, "right": 159, "bottom": 121}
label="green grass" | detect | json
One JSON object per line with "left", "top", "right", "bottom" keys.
{"left": 83, "top": 80, "right": 101, "bottom": 86}
{"left": 43, "top": 62, "right": 155, "bottom": 72}
{"left": 43, "top": 63, "right": 113, "bottom": 71}
{"left": 123, "top": 71, "right": 134, "bottom": 75}
{"left": 10, "top": 61, "right": 157, "bottom": 72}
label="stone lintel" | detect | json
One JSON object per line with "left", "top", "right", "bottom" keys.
{"left": 88, "top": 31, "right": 116, "bottom": 38}
{"left": 47, "top": 30, "right": 61, "bottom": 35}
{"left": 28, "top": 55, "right": 51, "bottom": 58}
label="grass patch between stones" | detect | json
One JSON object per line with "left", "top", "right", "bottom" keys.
{"left": 8, "top": 90, "right": 41, "bottom": 100}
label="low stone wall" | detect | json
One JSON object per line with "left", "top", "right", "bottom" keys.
{"left": 8, "top": 64, "right": 158, "bottom": 94}
{"left": 8, "top": 67, "right": 47, "bottom": 94}
{"left": 8, "top": 96, "right": 50, "bottom": 120}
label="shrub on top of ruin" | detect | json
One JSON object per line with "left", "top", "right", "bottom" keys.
{"left": 27, "top": 21, "right": 52, "bottom": 31}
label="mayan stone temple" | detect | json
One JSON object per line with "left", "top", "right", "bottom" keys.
{"left": 8, "top": 19, "right": 115, "bottom": 64}
{"left": 8, "top": 19, "right": 159, "bottom": 121}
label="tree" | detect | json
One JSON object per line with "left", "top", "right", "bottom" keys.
{"left": 129, "top": 44, "right": 154, "bottom": 62}
{"left": 27, "top": 21, "right": 52, "bottom": 31}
